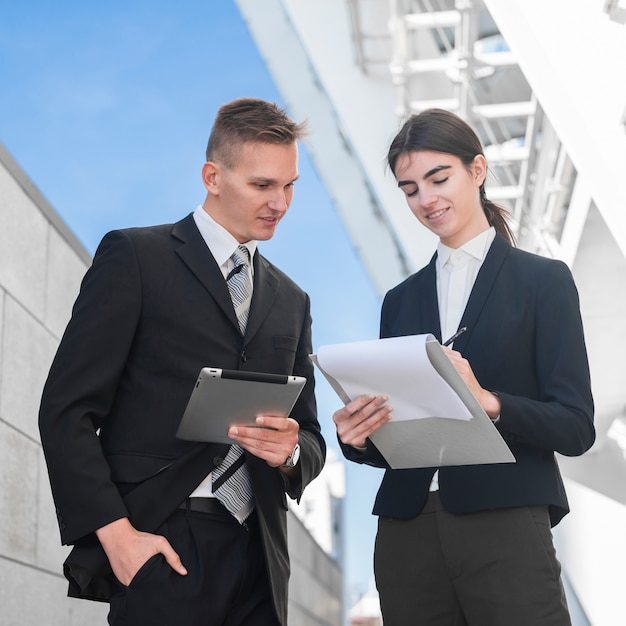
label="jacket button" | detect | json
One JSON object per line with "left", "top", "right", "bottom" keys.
{"left": 213, "top": 456, "right": 223, "bottom": 467}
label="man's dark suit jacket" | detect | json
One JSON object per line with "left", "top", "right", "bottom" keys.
{"left": 343, "top": 234, "right": 594, "bottom": 527}
{"left": 39, "top": 213, "right": 326, "bottom": 626}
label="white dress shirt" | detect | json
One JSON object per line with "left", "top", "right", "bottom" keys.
{"left": 430, "top": 227, "right": 496, "bottom": 491}
{"left": 189, "top": 206, "right": 257, "bottom": 498}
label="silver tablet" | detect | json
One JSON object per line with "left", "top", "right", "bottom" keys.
{"left": 176, "top": 367, "right": 306, "bottom": 444}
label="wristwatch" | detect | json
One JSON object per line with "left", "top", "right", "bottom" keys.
{"left": 281, "top": 443, "right": 300, "bottom": 468}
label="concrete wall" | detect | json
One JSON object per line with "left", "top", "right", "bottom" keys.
{"left": 288, "top": 511, "right": 343, "bottom": 626}
{"left": 0, "top": 144, "right": 107, "bottom": 624}
{"left": 0, "top": 142, "right": 342, "bottom": 625}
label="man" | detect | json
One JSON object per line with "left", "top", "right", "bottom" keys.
{"left": 39, "top": 97, "right": 326, "bottom": 626}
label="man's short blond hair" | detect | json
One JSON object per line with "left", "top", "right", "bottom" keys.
{"left": 205, "top": 97, "right": 308, "bottom": 168}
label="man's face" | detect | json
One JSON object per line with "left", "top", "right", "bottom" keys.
{"left": 202, "top": 141, "right": 299, "bottom": 243}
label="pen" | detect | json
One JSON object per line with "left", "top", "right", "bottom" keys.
{"left": 442, "top": 326, "right": 467, "bottom": 347}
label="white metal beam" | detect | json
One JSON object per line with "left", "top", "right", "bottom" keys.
{"left": 483, "top": 0, "right": 626, "bottom": 259}
{"left": 235, "top": 0, "right": 436, "bottom": 296}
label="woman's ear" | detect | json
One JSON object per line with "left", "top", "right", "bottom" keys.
{"left": 471, "top": 154, "right": 488, "bottom": 187}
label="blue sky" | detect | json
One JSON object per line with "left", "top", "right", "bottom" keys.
{"left": 0, "top": 0, "right": 385, "bottom": 597}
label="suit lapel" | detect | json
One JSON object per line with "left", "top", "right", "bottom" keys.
{"left": 454, "top": 234, "right": 511, "bottom": 352}
{"left": 171, "top": 216, "right": 283, "bottom": 341}
{"left": 245, "top": 252, "right": 280, "bottom": 343}
{"left": 171, "top": 215, "right": 241, "bottom": 332}
{"left": 419, "top": 254, "right": 442, "bottom": 341}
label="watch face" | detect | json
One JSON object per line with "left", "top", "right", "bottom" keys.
{"left": 284, "top": 443, "right": 300, "bottom": 467}
{"left": 291, "top": 444, "right": 300, "bottom": 466}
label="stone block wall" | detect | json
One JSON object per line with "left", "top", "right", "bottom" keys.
{"left": 0, "top": 145, "right": 107, "bottom": 624}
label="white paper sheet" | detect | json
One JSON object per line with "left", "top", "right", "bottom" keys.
{"left": 312, "top": 335, "right": 515, "bottom": 469}
{"left": 316, "top": 334, "right": 472, "bottom": 421}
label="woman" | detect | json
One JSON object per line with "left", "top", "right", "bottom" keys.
{"left": 333, "top": 109, "right": 595, "bottom": 626}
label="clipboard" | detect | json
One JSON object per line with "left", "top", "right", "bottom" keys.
{"left": 176, "top": 368, "right": 306, "bottom": 445}
{"left": 312, "top": 335, "right": 515, "bottom": 469}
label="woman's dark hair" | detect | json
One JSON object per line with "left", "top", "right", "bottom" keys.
{"left": 387, "top": 108, "right": 515, "bottom": 245}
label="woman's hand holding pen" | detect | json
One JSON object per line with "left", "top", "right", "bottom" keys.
{"left": 333, "top": 394, "right": 392, "bottom": 448}
{"left": 441, "top": 346, "right": 501, "bottom": 420}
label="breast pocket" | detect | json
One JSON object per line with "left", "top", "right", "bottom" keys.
{"left": 271, "top": 335, "right": 299, "bottom": 372}
{"left": 273, "top": 335, "right": 298, "bottom": 352}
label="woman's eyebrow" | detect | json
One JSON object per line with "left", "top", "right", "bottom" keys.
{"left": 423, "top": 164, "right": 451, "bottom": 179}
{"left": 397, "top": 164, "right": 452, "bottom": 188}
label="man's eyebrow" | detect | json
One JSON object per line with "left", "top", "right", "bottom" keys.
{"left": 249, "top": 175, "right": 300, "bottom": 184}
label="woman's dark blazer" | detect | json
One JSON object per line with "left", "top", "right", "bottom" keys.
{"left": 39, "top": 213, "right": 326, "bottom": 625}
{"left": 342, "top": 234, "right": 594, "bottom": 527}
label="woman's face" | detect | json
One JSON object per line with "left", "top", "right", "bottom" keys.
{"left": 393, "top": 150, "right": 489, "bottom": 249}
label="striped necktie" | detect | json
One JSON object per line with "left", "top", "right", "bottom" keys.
{"left": 211, "top": 245, "right": 255, "bottom": 523}
{"left": 227, "top": 245, "right": 253, "bottom": 334}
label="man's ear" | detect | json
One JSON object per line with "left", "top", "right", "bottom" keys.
{"left": 201, "top": 161, "right": 220, "bottom": 194}
{"left": 472, "top": 154, "right": 487, "bottom": 187}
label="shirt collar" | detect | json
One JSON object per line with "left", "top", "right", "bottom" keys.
{"left": 437, "top": 227, "right": 496, "bottom": 268}
{"left": 193, "top": 206, "right": 257, "bottom": 268}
